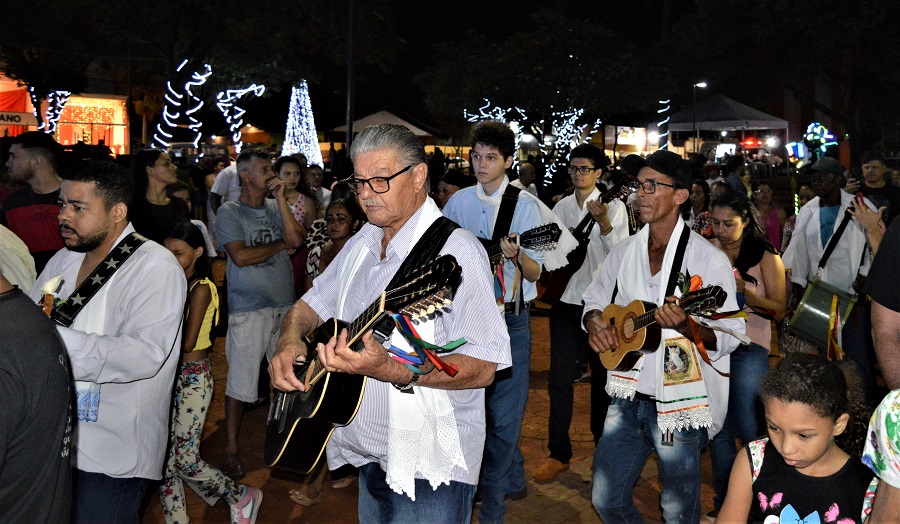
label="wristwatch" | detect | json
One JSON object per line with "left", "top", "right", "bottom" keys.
{"left": 392, "top": 371, "right": 419, "bottom": 392}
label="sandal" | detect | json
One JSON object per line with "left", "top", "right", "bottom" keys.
{"left": 221, "top": 453, "right": 245, "bottom": 481}
{"left": 289, "top": 488, "right": 323, "bottom": 507}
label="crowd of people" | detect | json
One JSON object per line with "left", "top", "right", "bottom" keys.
{"left": 0, "top": 125, "right": 898, "bottom": 524}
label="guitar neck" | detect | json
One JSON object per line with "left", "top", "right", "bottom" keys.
{"left": 301, "top": 294, "right": 387, "bottom": 386}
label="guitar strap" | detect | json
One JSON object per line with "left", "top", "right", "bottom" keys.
{"left": 51, "top": 232, "right": 148, "bottom": 328}
{"left": 610, "top": 225, "right": 689, "bottom": 303}
{"left": 492, "top": 184, "right": 522, "bottom": 243}
{"left": 386, "top": 216, "right": 459, "bottom": 291}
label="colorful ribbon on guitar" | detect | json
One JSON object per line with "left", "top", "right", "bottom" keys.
{"left": 386, "top": 313, "right": 465, "bottom": 377}
{"left": 827, "top": 294, "right": 845, "bottom": 362}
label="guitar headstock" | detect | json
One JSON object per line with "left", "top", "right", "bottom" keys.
{"left": 385, "top": 254, "right": 462, "bottom": 322}
{"left": 680, "top": 285, "right": 727, "bottom": 315}
{"left": 601, "top": 174, "right": 636, "bottom": 204}
{"left": 519, "top": 223, "right": 562, "bottom": 252}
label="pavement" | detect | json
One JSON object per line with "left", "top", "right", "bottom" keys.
{"left": 141, "top": 303, "right": 716, "bottom": 523}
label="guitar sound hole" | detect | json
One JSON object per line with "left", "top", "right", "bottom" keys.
{"left": 622, "top": 317, "right": 635, "bottom": 339}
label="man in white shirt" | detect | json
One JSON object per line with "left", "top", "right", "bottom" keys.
{"left": 533, "top": 143, "right": 628, "bottom": 482}
{"left": 510, "top": 161, "right": 539, "bottom": 198}
{"left": 0, "top": 224, "right": 36, "bottom": 290}
{"left": 270, "top": 124, "right": 510, "bottom": 522}
{"left": 782, "top": 156, "right": 882, "bottom": 402}
{"left": 29, "top": 160, "right": 186, "bottom": 522}
{"left": 583, "top": 149, "right": 743, "bottom": 522}
{"left": 210, "top": 163, "right": 241, "bottom": 214}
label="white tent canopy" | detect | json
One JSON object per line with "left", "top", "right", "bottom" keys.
{"left": 332, "top": 110, "right": 434, "bottom": 137}
{"left": 668, "top": 94, "right": 788, "bottom": 132}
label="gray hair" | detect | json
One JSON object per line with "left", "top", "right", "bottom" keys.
{"left": 350, "top": 125, "right": 427, "bottom": 167}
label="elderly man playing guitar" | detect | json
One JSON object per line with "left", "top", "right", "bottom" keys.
{"left": 582, "top": 150, "right": 744, "bottom": 523}
{"left": 269, "top": 124, "right": 510, "bottom": 523}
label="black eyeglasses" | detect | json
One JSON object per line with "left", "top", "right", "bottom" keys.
{"left": 345, "top": 165, "right": 412, "bottom": 194}
{"left": 633, "top": 178, "right": 679, "bottom": 194}
{"left": 567, "top": 165, "right": 597, "bottom": 176}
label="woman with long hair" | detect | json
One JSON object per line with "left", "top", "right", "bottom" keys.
{"left": 274, "top": 156, "right": 316, "bottom": 297}
{"left": 131, "top": 149, "right": 191, "bottom": 243}
{"left": 706, "top": 190, "right": 788, "bottom": 519}
{"left": 683, "top": 179, "right": 714, "bottom": 238}
{"left": 752, "top": 180, "right": 788, "bottom": 251}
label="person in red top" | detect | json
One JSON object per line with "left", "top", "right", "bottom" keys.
{"left": 1, "top": 132, "right": 65, "bottom": 273}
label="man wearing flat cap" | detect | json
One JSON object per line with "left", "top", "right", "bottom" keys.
{"left": 582, "top": 149, "right": 744, "bottom": 522}
{"left": 782, "top": 155, "right": 883, "bottom": 402}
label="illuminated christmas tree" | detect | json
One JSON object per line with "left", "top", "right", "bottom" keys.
{"left": 283, "top": 81, "right": 324, "bottom": 167}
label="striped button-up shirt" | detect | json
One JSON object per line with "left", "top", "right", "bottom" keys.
{"left": 304, "top": 200, "right": 511, "bottom": 485}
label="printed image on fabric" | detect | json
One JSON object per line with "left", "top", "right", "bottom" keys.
{"left": 663, "top": 337, "right": 703, "bottom": 386}
{"left": 251, "top": 226, "right": 277, "bottom": 268}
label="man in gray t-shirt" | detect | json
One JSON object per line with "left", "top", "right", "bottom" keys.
{"left": 216, "top": 147, "right": 306, "bottom": 479}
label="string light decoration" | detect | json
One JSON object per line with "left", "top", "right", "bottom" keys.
{"left": 463, "top": 98, "right": 602, "bottom": 184}
{"left": 151, "top": 60, "right": 212, "bottom": 151}
{"left": 29, "top": 87, "right": 72, "bottom": 134}
{"left": 657, "top": 99, "right": 670, "bottom": 150}
{"left": 282, "top": 81, "right": 324, "bottom": 167}
{"left": 217, "top": 84, "right": 266, "bottom": 154}
{"left": 464, "top": 98, "right": 527, "bottom": 171}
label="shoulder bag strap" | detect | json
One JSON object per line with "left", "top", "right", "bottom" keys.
{"left": 818, "top": 209, "right": 853, "bottom": 271}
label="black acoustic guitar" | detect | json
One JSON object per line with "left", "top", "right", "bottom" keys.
{"left": 265, "top": 255, "right": 462, "bottom": 474}
{"left": 538, "top": 176, "right": 634, "bottom": 306}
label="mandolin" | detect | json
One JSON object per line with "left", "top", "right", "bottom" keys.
{"left": 265, "top": 255, "right": 462, "bottom": 474}
{"left": 598, "top": 285, "right": 727, "bottom": 371}
{"left": 479, "top": 223, "right": 562, "bottom": 267}
{"left": 538, "top": 176, "right": 634, "bottom": 305}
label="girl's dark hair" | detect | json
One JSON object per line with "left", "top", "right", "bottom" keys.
{"left": 274, "top": 156, "right": 315, "bottom": 198}
{"left": 166, "top": 221, "right": 209, "bottom": 279}
{"left": 760, "top": 353, "right": 870, "bottom": 458}
{"left": 682, "top": 179, "right": 711, "bottom": 219}
{"left": 709, "top": 190, "right": 777, "bottom": 285}
{"left": 131, "top": 149, "right": 165, "bottom": 200}
{"left": 326, "top": 197, "right": 366, "bottom": 233}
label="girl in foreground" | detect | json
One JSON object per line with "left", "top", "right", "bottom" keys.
{"left": 160, "top": 221, "right": 262, "bottom": 524}
{"left": 717, "top": 354, "right": 874, "bottom": 523}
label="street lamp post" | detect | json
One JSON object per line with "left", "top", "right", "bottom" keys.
{"left": 692, "top": 82, "right": 707, "bottom": 155}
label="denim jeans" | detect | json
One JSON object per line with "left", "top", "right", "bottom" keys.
{"left": 357, "top": 462, "right": 476, "bottom": 523}
{"left": 478, "top": 309, "right": 531, "bottom": 524}
{"left": 73, "top": 469, "right": 154, "bottom": 523}
{"left": 709, "top": 342, "right": 770, "bottom": 509}
{"left": 592, "top": 396, "right": 708, "bottom": 524}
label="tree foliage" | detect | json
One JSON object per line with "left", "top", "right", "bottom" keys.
{"left": 1, "top": 0, "right": 401, "bottom": 137}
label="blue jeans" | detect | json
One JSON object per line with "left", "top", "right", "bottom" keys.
{"left": 74, "top": 469, "right": 154, "bottom": 523}
{"left": 592, "top": 396, "right": 708, "bottom": 524}
{"left": 710, "top": 342, "right": 770, "bottom": 509}
{"left": 478, "top": 309, "right": 531, "bottom": 524}
{"left": 357, "top": 462, "right": 476, "bottom": 523}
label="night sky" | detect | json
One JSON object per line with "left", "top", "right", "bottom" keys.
{"left": 239, "top": 0, "right": 695, "bottom": 137}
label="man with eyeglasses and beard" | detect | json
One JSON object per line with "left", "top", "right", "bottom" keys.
{"left": 582, "top": 149, "right": 743, "bottom": 523}
{"left": 28, "top": 160, "right": 186, "bottom": 522}
{"left": 270, "top": 124, "right": 510, "bottom": 522}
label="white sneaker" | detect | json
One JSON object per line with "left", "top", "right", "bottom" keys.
{"left": 230, "top": 486, "right": 263, "bottom": 524}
